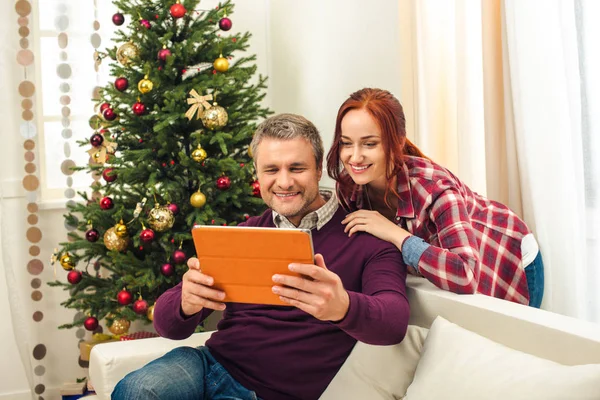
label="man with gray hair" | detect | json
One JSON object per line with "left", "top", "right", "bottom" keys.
{"left": 113, "top": 114, "right": 409, "bottom": 400}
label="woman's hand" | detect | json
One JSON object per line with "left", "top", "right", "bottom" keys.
{"left": 342, "top": 210, "right": 411, "bottom": 248}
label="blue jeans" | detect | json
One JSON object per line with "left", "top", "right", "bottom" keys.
{"left": 112, "top": 346, "right": 258, "bottom": 400}
{"left": 524, "top": 251, "right": 544, "bottom": 308}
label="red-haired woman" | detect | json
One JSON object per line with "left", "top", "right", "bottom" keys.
{"left": 326, "top": 88, "right": 543, "bottom": 307}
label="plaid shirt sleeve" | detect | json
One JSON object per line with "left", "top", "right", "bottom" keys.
{"left": 416, "top": 183, "right": 481, "bottom": 294}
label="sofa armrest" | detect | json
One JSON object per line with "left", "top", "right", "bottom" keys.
{"left": 89, "top": 331, "right": 213, "bottom": 400}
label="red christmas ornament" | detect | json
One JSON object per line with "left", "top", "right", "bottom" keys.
{"left": 167, "top": 203, "right": 179, "bottom": 215}
{"left": 251, "top": 180, "right": 261, "bottom": 197}
{"left": 132, "top": 101, "right": 146, "bottom": 116}
{"left": 114, "top": 77, "right": 129, "bottom": 91}
{"left": 112, "top": 13, "right": 125, "bottom": 26}
{"left": 84, "top": 316, "right": 99, "bottom": 331}
{"left": 172, "top": 249, "right": 186, "bottom": 264}
{"left": 140, "top": 228, "right": 155, "bottom": 243}
{"left": 67, "top": 270, "right": 82, "bottom": 285}
{"left": 170, "top": 3, "right": 186, "bottom": 19}
{"left": 99, "top": 196, "right": 114, "bottom": 210}
{"left": 100, "top": 103, "right": 111, "bottom": 112}
{"left": 219, "top": 17, "right": 232, "bottom": 31}
{"left": 133, "top": 299, "right": 149, "bottom": 314}
{"left": 157, "top": 48, "right": 172, "bottom": 61}
{"left": 160, "top": 263, "right": 175, "bottom": 277}
{"left": 216, "top": 176, "right": 231, "bottom": 190}
{"left": 102, "top": 168, "right": 117, "bottom": 183}
{"left": 90, "top": 133, "right": 104, "bottom": 147}
{"left": 85, "top": 228, "right": 100, "bottom": 242}
{"left": 140, "top": 19, "right": 151, "bottom": 29}
{"left": 117, "top": 289, "right": 133, "bottom": 305}
{"left": 240, "top": 163, "right": 245, "bottom": 167}
{"left": 103, "top": 108, "right": 117, "bottom": 121}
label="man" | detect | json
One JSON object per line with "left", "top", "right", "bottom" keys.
{"left": 112, "top": 114, "right": 410, "bottom": 400}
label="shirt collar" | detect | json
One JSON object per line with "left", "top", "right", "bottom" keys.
{"left": 395, "top": 163, "right": 416, "bottom": 219}
{"left": 272, "top": 189, "right": 338, "bottom": 230}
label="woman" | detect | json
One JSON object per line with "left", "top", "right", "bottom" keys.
{"left": 326, "top": 88, "right": 543, "bottom": 307}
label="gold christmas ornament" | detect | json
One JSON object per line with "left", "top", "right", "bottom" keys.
{"left": 116, "top": 42, "right": 139, "bottom": 65}
{"left": 185, "top": 90, "right": 213, "bottom": 120}
{"left": 104, "top": 227, "right": 130, "bottom": 252}
{"left": 191, "top": 145, "right": 207, "bottom": 162}
{"left": 213, "top": 55, "right": 229, "bottom": 72}
{"left": 147, "top": 205, "right": 175, "bottom": 232}
{"left": 247, "top": 145, "right": 253, "bottom": 158}
{"left": 147, "top": 304, "right": 155, "bottom": 321}
{"left": 87, "top": 136, "right": 117, "bottom": 165}
{"left": 138, "top": 75, "right": 153, "bottom": 94}
{"left": 201, "top": 103, "right": 228, "bottom": 130}
{"left": 190, "top": 191, "right": 206, "bottom": 208}
{"left": 88, "top": 114, "right": 108, "bottom": 130}
{"left": 115, "top": 220, "right": 128, "bottom": 238}
{"left": 60, "top": 253, "right": 75, "bottom": 271}
{"left": 108, "top": 318, "right": 130, "bottom": 335}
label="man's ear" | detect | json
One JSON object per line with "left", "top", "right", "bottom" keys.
{"left": 317, "top": 164, "right": 323, "bottom": 181}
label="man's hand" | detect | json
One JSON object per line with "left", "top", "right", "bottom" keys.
{"left": 272, "top": 254, "right": 350, "bottom": 322}
{"left": 181, "top": 257, "right": 226, "bottom": 317}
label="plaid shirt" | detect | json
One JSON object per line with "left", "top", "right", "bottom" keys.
{"left": 272, "top": 190, "right": 338, "bottom": 231}
{"left": 339, "top": 156, "right": 532, "bottom": 304}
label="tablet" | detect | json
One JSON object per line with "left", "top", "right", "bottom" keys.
{"left": 191, "top": 225, "right": 315, "bottom": 305}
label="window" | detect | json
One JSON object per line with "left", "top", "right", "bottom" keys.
{"left": 34, "top": 0, "right": 118, "bottom": 203}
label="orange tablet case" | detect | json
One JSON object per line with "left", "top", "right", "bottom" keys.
{"left": 191, "top": 225, "right": 314, "bottom": 305}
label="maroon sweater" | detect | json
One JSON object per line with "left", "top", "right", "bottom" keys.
{"left": 154, "top": 208, "right": 409, "bottom": 400}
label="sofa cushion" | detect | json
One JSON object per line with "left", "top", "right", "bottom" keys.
{"left": 320, "top": 325, "right": 428, "bottom": 400}
{"left": 404, "top": 316, "right": 600, "bottom": 400}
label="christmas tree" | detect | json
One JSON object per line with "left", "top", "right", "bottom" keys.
{"left": 49, "top": 0, "right": 270, "bottom": 336}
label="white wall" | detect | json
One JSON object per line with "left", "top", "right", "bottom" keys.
{"left": 0, "top": 0, "right": 403, "bottom": 398}
{"left": 268, "top": 0, "right": 402, "bottom": 188}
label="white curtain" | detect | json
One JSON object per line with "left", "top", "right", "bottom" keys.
{"left": 0, "top": 196, "right": 34, "bottom": 397}
{"left": 399, "top": 0, "right": 600, "bottom": 322}
{"left": 0, "top": 0, "right": 35, "bottom": 395}
{"left": 503, "top": 0, "right": 600, "bottom": 321}
{"left": 398, "top": 0, "right": 488, "bottom": 196}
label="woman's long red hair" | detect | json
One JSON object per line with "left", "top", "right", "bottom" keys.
{"left": 326, "top": 88, "right": 427, "bottom": 206}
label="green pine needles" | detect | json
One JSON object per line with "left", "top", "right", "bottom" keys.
{"left": 49, "top": 0, "right": 271, "bottom": 332}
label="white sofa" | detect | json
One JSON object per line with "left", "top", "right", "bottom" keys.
{"left": 87, "top": 277, "right": 600, "bottom": 399}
